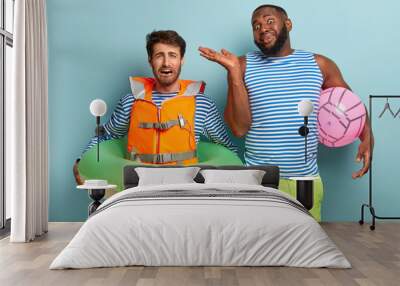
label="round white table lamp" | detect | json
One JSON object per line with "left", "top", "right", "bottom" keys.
{"left": 298, "top": 99, "right": 314, "bottom": 117}
{"left": 90, "top": 99, "right": 107, "bottom": 117}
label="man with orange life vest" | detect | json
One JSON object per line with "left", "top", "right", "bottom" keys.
{"left": 73, "top": 30, "right": 237, "bottom": 184}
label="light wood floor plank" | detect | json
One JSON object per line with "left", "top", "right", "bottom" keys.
{"left": 0, "top": 222, "right": 399, "bottom": 286}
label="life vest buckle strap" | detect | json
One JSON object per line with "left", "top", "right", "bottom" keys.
{"left": 178, "top": 114, "right": 185, "bottom": 128}
{"left": 128, "top": 150, "right": 138, "bottom": 161}
{"left": 158, "top": 121, "right": 176, "bottom": 130}
{"left": 139, "top": 119, "right": 187, "bottom": 130}
{"left": 137, "top": 150, "right": 197, "bottom": 164}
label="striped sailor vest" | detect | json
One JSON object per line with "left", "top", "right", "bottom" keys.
{"left": 127, "top": 77, "right": 205, "bottom": 165}
{"left": 243, "top": 50, "right": 323, "bottom": 177}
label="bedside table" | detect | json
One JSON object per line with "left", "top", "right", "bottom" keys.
{"left": 77, "top": 183, "right": 116, "bottom": 215}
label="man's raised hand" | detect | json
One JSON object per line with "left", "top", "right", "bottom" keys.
{"left": 198, "top": 47, "right": 240, "bottom": 71}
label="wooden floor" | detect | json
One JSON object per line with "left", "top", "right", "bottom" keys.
{"left": 1, "top": 222, "right": 399, "bottom": 286}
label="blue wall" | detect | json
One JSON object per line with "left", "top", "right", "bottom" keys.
{"left": 47, "top": 0, "right": 400, "bottom": 221}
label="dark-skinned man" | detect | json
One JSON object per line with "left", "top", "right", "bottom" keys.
{"left": 199, "top": 5, "right": 373, "bottom": 178}
{"left": 199, "top": 4, "right": 374, "bottom": 220}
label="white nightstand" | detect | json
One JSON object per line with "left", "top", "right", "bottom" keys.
{"left": 77, "top": 181, "right": 116, "bottom": 215}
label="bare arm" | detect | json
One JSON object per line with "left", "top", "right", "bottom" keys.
{"left": 199, "top": 47, "right": 251, "bottom": 137}
{"left": 315, "top": 54, "right": 351, "bottom": 90}
{"left": 224, "top": 56, "right": 251, "bottom": 137}
{"left": 315, "top": 54, "right": 374, "bottom": 179}
{"left": 73, "top": 159, "right": 84, "bottom": 185}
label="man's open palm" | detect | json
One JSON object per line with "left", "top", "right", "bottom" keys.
{"left": 199, "top": 47, "right": 240, "bottom": 71}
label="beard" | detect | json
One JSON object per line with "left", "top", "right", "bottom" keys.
{"left": 154, "top": 65, "right": 181, "bottom": 87}
{"left": 255, "top": 24, "right": 288, "bottom": 57}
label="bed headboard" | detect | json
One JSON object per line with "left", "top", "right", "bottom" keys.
{"left": 123, "top": 165, "right": 280, "bottom": 189}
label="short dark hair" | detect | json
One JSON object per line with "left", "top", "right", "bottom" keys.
{"left": 252, "top": 4, "right": 288, "bottom": 18}
{"left": 146, "top": 30, "right": 186, "bottom": 58}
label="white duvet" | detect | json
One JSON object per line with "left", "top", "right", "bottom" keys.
{"left": 50, "top": 183, "right": 350, "bottom": 269}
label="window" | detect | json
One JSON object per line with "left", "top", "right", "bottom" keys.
{"left": 0, "top": 0, "right": 14, "bottom": 234}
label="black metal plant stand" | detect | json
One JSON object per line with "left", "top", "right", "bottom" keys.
{"left": 359, "top": 95, "right": 400, "bottom": 230}
{"left": 88, "top": 189, "right": 105, "bottom": 215}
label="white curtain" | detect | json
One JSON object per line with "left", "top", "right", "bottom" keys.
{"left": 7, "top": 0, "right": 49, "bottom": 242}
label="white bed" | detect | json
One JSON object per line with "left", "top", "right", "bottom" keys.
{"left": 50, "top": 182, "right": 350, "bottom": 269}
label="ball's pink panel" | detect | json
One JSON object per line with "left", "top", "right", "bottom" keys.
{"left": 318, "top": 87, "right": 366, "bottom": 147}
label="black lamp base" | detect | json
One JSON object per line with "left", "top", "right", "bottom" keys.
{"left": 296, "top": 180, "right": 314, "bottom": 210}
{"left": 298, "top": 125, "right": 309, "bottom": 136}
{"left": 88, "top": 189, "right": 105, "bottom": 215}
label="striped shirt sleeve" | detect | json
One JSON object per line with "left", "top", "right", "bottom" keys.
{"left": 200, "top": 95, "right": 239, "bottom": 154}
{"left": 81, "top": 94, "right": 134, "bottom": 155}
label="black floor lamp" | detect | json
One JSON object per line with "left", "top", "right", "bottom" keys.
{"left": 89, "top": 99, "right": 107, "bottom": 162}
{"left": 292, "top": 100, "right": 316, "bottom": 210}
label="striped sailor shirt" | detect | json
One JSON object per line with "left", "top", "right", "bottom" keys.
{"left": 244, "top": 50, "right": 323, "bottom": 177}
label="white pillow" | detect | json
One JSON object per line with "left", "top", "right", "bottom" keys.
{"left": 200, "top": 169, "right": 266, "bottom": 185}
{"left": 135, "top": 167, "right": 201, "bottom": 186}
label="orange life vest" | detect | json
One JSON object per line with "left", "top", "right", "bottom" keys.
{"left": 127, "top": 77, "right": 206, "bottom": 165}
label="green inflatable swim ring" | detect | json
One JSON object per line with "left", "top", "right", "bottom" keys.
{"left": 78, "top": 137, "right": 243, "bottom": 192}
{"left": 78, "top": 137, "right": 323, "bottom": 221}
